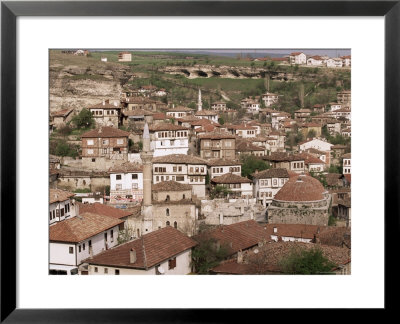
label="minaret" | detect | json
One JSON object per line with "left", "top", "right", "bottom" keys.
{"left": 140, "top": 123, "right": 153, "bottom": 234}
{"left": 197, "top": 88, "right": 202, "bottom": 112}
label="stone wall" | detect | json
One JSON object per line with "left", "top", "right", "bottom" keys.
{"left": 57, "top": 174, "right": 110, "bottom": 192}
{"left": 268, "top": 202, "right": 329, "bottom": 226}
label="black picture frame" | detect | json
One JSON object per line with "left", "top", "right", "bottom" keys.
{"left": 1, "top": 0, "right": 398, "bottom": 322}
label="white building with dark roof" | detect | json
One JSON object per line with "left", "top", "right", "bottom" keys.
{"left": 152, "top": 154, "right": 208, "bottom": 198}
{"left": 252, "top": 168, "right": 290, "bottom": 207}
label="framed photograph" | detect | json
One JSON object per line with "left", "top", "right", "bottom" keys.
{"left": 1, "top": 0, "right": 397, "bottom": 321}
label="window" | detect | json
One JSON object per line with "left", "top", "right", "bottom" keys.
{"left": 166, "top": 221, "right": 170, "bottom": 226}
{"left": 132, "top": 183, "right": 138, "bottom": 189}
{"left": 104, "top": 232, "right": 108, "bottom": 241}
{"left": 87, "top": 139, "right": 94, "bottom": 145}
{"left": 116, "top": 184, "right": 122, "bottom": 190}
{"left": 116, "top": 174, "right": 122, "bottom": 180}
{"left": 183, "top": 194, "right": 185, "bottom": 199}
{"left": 190, "top": 167, "right": 194, "bottom": 173}
{"left": 102, "top": 139, "right": 109, "bottom": 145}
{"left": 94, "top": 267, "right": 98, "bottom": 273}
{"left": 69, "top": 247, "right": 74, "bottom": 254}
{"left": 178, "top": 166, "right": 182, "bottom": 172}
{"left": 156, "top": 176, "right": 159, "bottom": 182}
{"left": 83, "top": 243, "right": 85, "bottom": 251}
{"left": 166, "top": 208, "right": 170, "bottom": 216}
{"left": 132, "top": 174, "right": 138, "bottom": 179}
{"left": 173, "top": 166, "right": 177, "bottom": 172}
{"left": 102, "top": 148, "right": 107, "bottom": 154}
{"left": 104, "top": 268, "right": 108, "bottom": 274}
{"left": 176, "top": 176, "right": 184, "bottom": 181}
{"left": 117, "top": 139, "right": 124, "bottom": 145}
{"left": 79, "top": 245, "right": 81, "bottom": 253}
{"left": 61, "top": 209, "right": 64, "bottom": 217}
{"left": 115, "top": 269, "right": 120, "bottom": 275}
{"left": 174, "top": 221, "right": 178, "bottom": 229}
{"left": 168, "top": 258, "right": 176, "bottom": 270}
{"left": 111, "top": 230, "right": 114, "bottom": 242}
{"left": 49, "top": 212, "right": 52, "bottom": 221}
{"left": 87, "top": 149, "right": 94, "bottom": 155}
{"left": 92, "top": 158, "right": 96, "bottom": 162}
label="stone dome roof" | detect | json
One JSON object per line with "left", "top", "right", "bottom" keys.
{"left": 274, "top": 174, "right": 325, "bottom": 202}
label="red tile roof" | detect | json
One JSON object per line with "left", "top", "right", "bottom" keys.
{"left": 78, "top": 203, "right": 133, "bottom": 219}
{"left": 86, "top": 226, "right": 197, "bottom": 269}
{"left": 274, "top": 174, "right": 326, "bottom": 202}
{"left": 81, "top": 127, "right": 130, "bottom": 138}
{"left": 153, "top": 154, "right": 207, "bottom": 165}
{"left": 152, "top": 181, "right": 192, "bottom": 192}
{"left": 211, "top": 173, "right": 252, "bottom": 184}
{"left": 50, "top": 212, "right": 123, "bottom": 243}
{"left": 108, "top": 162, "right": 143, "bottom": 173}
{"left": 49, "top": 189, "right": 74, "bottom": 204}
{"left": 194, "top": 220, "right": 271, "bottom": 255}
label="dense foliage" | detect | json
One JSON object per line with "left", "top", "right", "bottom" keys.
{"left": 279, "top": 246, "right": 336, "bottom": 274}
{"left": 191, "top": 238, "right": 230, "bottom": 274}
{"left": 240, "top": 155, "right": 270, "bottom": 179}
{"left": 71, "top": 108, "right": 94, "bottom": 129}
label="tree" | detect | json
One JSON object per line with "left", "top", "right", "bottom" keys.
{"left": 218, "top": 117, "right": 225, "bottom": 125}
{"left": 307, "top": 129, "right": 317, "bottom": 139}
{"left": 240, "top": 155, "right": 270, "bottom": 179}
{"left": 55, "top": 140, "right": 70, "bottom": 157}
{"left": 191, "top": 237, "right": 230, "bottom": 274}
{"left": 58, "top": 124, "right": 72, "bottom": 137}
{"left": 117, "top": 224, "right": 135, "bottom": 245}
{"left": 71, "top": 108, "right": 94, "bottom": 129}
{"left": 210, "top": 185, "right": 232, "bottom": 199}
{"left": 278, "top": 246, "right": 336, "bottom": 274}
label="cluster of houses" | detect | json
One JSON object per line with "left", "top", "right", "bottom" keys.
{"left": 49, "top": 64, "right": 351, "bottom": 275}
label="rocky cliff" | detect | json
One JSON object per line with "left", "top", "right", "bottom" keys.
{"left": 49, "top": 53, "right": 135, "bottom": 113}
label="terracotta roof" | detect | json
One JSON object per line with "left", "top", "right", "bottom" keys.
{"left": 342, "top": 153, "right": 351, "bottom": 159}
{"left": 152, "top": 154, "right": 207, "bottom": 165}
{"left": 108, "top": 162, "right": 143, "bottom": 173}
{"left": 252, "top": 168, "right": 289, "bottom": 179}
{"left": 125, "top": 97, "right": 156, "bottom": 104}
{"left": 78, "top": 203, "right": 133, "bottom": 219}
{"left": 190, "top": 116, "right": 213, "bottom": 126}
{"left": 207, "top": 159, "right": 241, "bottom": 167}
{"left": 49, "top": 212, "right": 123, "bottom": 243}
{"left": 236, "top": 140, "right": 265, "bottom": 152}
{"left": 264, "top": 152, "right": 304, "bottom": 162}
{"left": 317, "top": 227, "right": 351, "bottom": 248}
{"left": 167, "top": 106, "right": 193, "bottom": 112}
{"left": 198, "top": 130, "right": 235, "bottom": 139}
{"left": 325, "top": 173, "right": 343, "bottom": 187}
{"left": 152, "top": 180, "right": 192, "bottom": 192}
{"left": 211, "top": 173, "right": 252, "bottom": 184}
{"left": 195, "top": 110, "right": 218, "bottom": 116}
{"left": 51, "top": 108, "right": 74, "bottom": 117}
{"left": 149, "top": 123, "right": 189, "bottom": 132}
{"left": 193, "top": 220, "right": 271, "bottom": 255}
{"left": 87, "top": 226, "right": 197, "bottom": 269}
{"left": 49, "top": 189, "right": 74, "bottom": 204}
{"left": 274, "top": 174, "right": 326, "bottom": 202}
{"left": 290, "top": 52, "right": 304, "bottom": 56}
{"left": 244, "top": 241, "right": 350, "bottom": 272}
{"left": 152, "top": 113, "right": 167, "bottom": 120}
{"left": 81, "top": 127, "right": 130, "bottom": 138}
{"left": 295, "top": 109, "right": 311, "bottom": 113}
{"left": 297, "top": 152, "right": 326, "bottom": 165}
{"left": 194, "top": 124, "right": 220, "bottom": 133}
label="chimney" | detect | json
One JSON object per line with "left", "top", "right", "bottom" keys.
{"left": 237, "top": 250, "right": 243, "bottom": 264}
{"left": 130, "top": 248, "right": 137, "bottom": 263}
